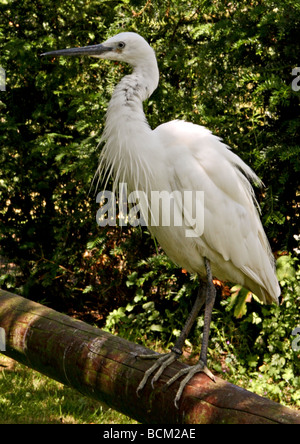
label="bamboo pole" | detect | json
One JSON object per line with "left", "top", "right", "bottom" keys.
{"left": 0, "top": 289, "right": 299, "bottom": 424}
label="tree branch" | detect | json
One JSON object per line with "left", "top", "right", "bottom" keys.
{"left": 0, "top": 289, "right": 299, "bottom": 424}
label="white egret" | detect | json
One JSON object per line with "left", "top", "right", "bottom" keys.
{"left": 42, "top": 32, "right": 281, "bottom": 407}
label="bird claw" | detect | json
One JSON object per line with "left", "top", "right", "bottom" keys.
{"left": 165, "top": 360, "right": 215, "bottom": 408}
{"left": 136, "top": 352, "right": 215, "bottom": 408}
{"left": 136, "top": 351, "right": 179, "bottom": 396}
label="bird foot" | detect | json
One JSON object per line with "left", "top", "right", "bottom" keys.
{"left": 136, "top": 351, "right": 215, "bottom": 409}
{"left": 165, "top": 359, "right": 215, "bottom": 408}
{"left": 136, "top": 351, "right": 180, "bottom": 395}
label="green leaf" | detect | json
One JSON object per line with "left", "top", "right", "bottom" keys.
{"left": 228, "top": 286, "right": 251, "bottom": 319}
{"left": 276, "top": 255, "right": 297, "bottom": 282}
{"left": 150, "top": 324, "right": 163, "bottom": 332}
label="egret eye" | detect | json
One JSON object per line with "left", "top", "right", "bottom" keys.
{"left": 117, "top": 42, "right": 126, "bottom": 49}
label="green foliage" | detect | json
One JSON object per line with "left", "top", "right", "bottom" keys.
{"left": 104, "top": 254, "right": 198, "bottom": 344}
{"left": 1, "top": 0, "right": 299, "bottom": 301}
{"left": 227, "top": 285, "right": 251, "bottom": 319}
{"left": 0, "top": 0, "right": 299, "bottom": 409}
{"left": 211, "top": 255, "right": 300, "bottom": 405}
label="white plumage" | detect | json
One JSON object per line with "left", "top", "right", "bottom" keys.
{"left": 43, "top": 32, "right": 281, "bottom": 405}
{"left": 95, "top": 32, "right": 280, "bottom": 304}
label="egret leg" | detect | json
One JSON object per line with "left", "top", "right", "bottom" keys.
{"left": 136, "top": 284, "right": 206, "bottom": 395}
{"left": 136, "top": 258, "right": 216, "bottom": 407}
{"left": 165, "top": 259, "right": 216, "bottom": 407}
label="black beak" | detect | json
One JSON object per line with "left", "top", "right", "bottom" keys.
{"left": 41, "top": 44, "right": 113, "bottom": 57}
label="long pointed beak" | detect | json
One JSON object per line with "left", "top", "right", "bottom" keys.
{"left": 41, "top": 43, "right": 113, "bottom": 57}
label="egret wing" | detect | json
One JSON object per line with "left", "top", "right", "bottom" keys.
{"left": 154, "top": 121, "right": 280, "bottom": 303}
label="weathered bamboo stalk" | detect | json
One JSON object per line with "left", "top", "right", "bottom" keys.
{"left": 0, "top": 288, "right": 299, "bottom": 424}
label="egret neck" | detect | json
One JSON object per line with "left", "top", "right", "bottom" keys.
{"left": 100, "top": 54, "right": 160, "bottom": 193}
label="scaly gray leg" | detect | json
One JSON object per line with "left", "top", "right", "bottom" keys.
{"left": 165, "top": 258, "right": 216, "bottom": 407}
{"left": 136, "top": 258, "right": 216, "bottom": 407}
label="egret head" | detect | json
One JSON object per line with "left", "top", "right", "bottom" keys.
{"left": 42, "top": 32, "right": 155, "bottom": 68}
